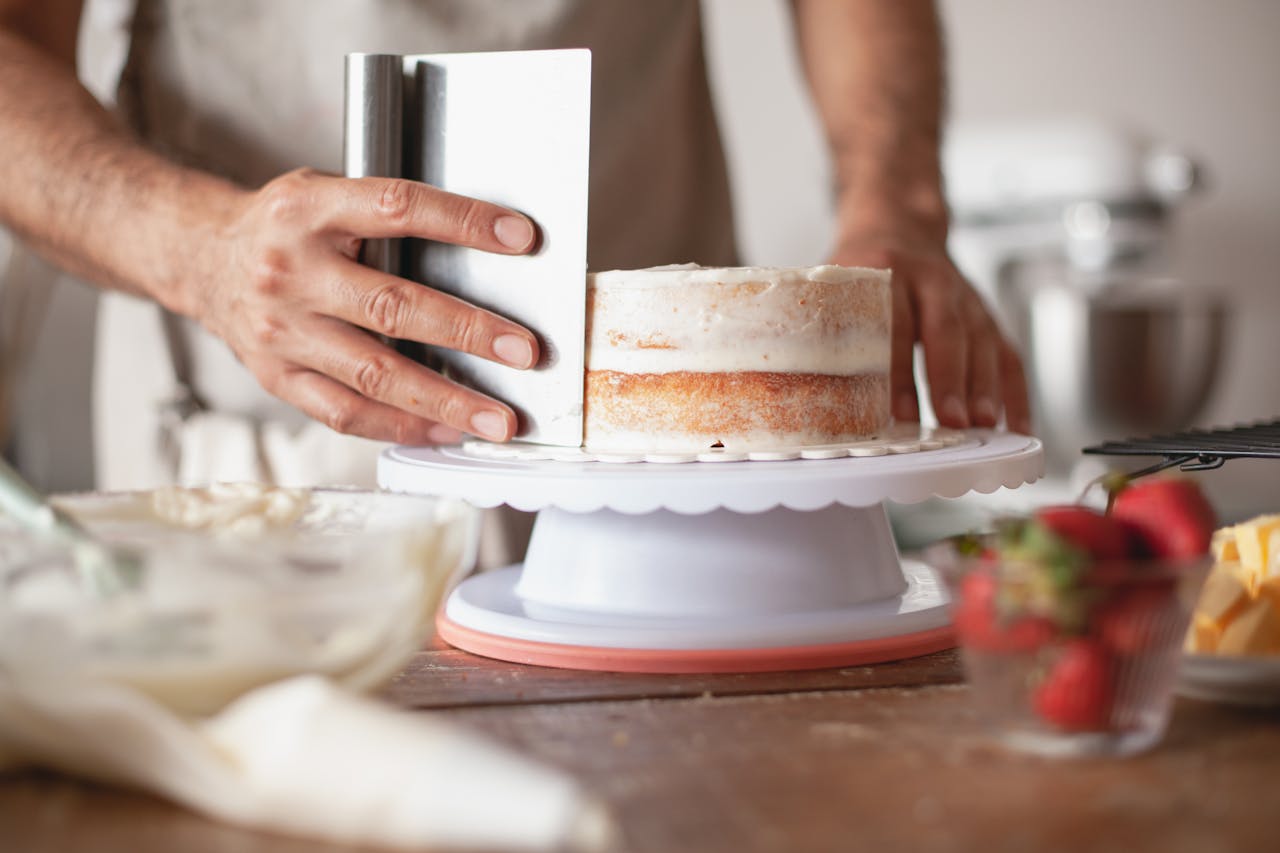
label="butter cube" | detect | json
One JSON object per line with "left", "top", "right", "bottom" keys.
{"left": 1196, "top": 562, "right": 1252, "bottom": 630}
{"left": 1233, "top": 514, "right": 1280, "bottom": 583}
{"left": 1258, "top": 576, "right": 1280, "bottom": 609}
{"left": 1218, "top": 597, "right": 1280, "bottom": 655}
{"left": 1212, "top": 527, "right": 1239, "bottom": 563}
{"left": 1185, "top": 615, "right": 1221, "bottom": 653}
{"left": 1268, "top": 528, "right": 1280, "bottom": 581}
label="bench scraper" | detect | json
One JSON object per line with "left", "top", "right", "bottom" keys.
{"left": 344, "top": 49, "right": 592, "bottom": 446}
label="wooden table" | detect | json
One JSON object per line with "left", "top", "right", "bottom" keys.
{"left": 2, "top": 644, "right": 1278, "bottom": 852}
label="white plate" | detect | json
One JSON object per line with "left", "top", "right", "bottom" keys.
{"left": 1179, "top": 653, "right": 1280, "bottom": 706}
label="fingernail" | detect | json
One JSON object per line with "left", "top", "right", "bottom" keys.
{"left": 973, "top": 397, "right": 998, "bottom": 426}
{"left": 470, "top": 410, "right": 510, "bottom": 442}
{"left": 427, "top": 424, "right": 464, "bottom": 444}
{"left": 940, "top": 395, "right": 970, "bottom": 428}
{"left": 494, "top": 215, "right": 535, "bottom": 251}
{"left": 493, "top": 333, "right": 535, "bottom": 369}
{"left": 894, "top": 392, "right": 919, "bottom": 422}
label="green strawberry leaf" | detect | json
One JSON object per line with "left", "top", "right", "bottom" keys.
{"left": 952, "top": 532, "right": 985, "bottom": 557}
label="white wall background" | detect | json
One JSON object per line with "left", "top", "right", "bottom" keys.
{"left": 3, "top": 0, "right": 1277, "bottom": 510}
{"left": 703, "top": 0, "right": 1280, "bottom": 517}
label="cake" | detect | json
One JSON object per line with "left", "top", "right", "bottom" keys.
{"left": 583, "top": 264, "right": 892, "bottom": 451}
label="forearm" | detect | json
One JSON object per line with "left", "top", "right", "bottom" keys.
{"left": 791, "top": 2, "right": 1031, "bottom": 433}
{"left": 0, "top": 24, "right": 244, "bottom": 315}
{"left": 790, "top": 0, "right": 947, "bottom": 243}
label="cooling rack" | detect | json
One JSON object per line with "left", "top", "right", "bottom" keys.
{"left": 1082, "top": 418, "right": 1280, "bottom": 477}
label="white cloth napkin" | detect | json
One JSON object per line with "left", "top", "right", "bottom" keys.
{"left": 0, "top": 670, "right": 613, "bottom": 851}
{"left": 0, "top": 487, "right": 612, "bottom": 850}
{"left": 173, "top": 412, "right": 386, "bottom": 488}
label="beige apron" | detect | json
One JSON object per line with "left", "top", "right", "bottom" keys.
{"left": 94, "top": 0, "right": 738, "bottom": 564}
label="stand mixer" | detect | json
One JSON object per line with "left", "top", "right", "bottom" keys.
{"left": 944, "top": 118, "right": 1226, "bottom": 491}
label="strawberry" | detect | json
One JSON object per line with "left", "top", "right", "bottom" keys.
{"left": 1111, "top": 477, "right": 1216, "bottom": 559}
{"left": 1032, "top": 506, "right": 1133, "bottom": 560}
{"left": 1092, "top": 583, "right": 1174, "bottom": 654}
{"left": 1032, "top": 639, "right": 1114, "bottom": 731}
{"left": 954, "top": 571, "right": 1057, "bottom": 653}
{"left": 953, "top": 572, "right": 999, "bottom": 647}
{"left": 1000, "top": 615, "right": 1059, "bottom": 653}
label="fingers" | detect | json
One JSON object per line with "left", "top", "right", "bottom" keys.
{"left": 898, "top": 260, "right": 1032, "bottom": 432}
{"left": 325, "top": 262, "right": 539, "bottom": 369}
{"left": 915, "top": 271, "right": 1031, "bottom": 433}
{"left": 280, "top": 318, "right": 520, "bottom": 442}
{"left": 317, "top": 174, "right": 538, "bottom": 253}
{"left": 963, "top": 295, "right": 1002, "bottom": 429}
{"left": 274, "top": 367, "right": 465, "bottom": 445}
{"left": 910, "top": 264, "right": 971, "bottom": 429}
{"left": 999, "top": 339, "right": 1034, "bottom": 435}
{"left": 837, "top": 239, "right": 1033, "bottom": 434}
{"left": 889, "top": 277, "right": 921, "bottom": 423}
{"left": 221, "top": 169, "right": 541, "bottom": 445}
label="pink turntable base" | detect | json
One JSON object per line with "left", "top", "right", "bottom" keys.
{"left": 438, "top": 611, "right": 957, "bottom": 673}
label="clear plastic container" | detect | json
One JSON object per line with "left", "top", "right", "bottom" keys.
{"left": 0, "top": 488, "right": 478, "bottom": 715}
{"left": 929, "top": 540, "right": 1210, "bottom": 757}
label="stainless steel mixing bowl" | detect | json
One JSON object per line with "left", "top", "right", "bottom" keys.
{"left": 1004, "top": 265, "right": 1227, "bottom": 473}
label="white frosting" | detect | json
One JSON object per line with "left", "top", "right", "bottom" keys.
{"left": 11, "top": 489, "right": 476, "bottom": 716}
{"left": 149, "top": 483, "right": 311, "bottom": 536}
{"left": 584, "top": 425, "right": 880, "bottom": 452}
{"left": 586, "top": 264, "right": 891, "bottom": 375}
{"left": 588, "top": 263, "right": 890, "bottom": 289}
{"left": 587, "top": 338, "right": 887, "bottom": 374}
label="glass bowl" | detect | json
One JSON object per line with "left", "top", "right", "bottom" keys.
{"left": 0, "top": 487, "right": 478, "bottom": 716}
{"left": 928, "top": 538, "right": 1210, "bottom": 757}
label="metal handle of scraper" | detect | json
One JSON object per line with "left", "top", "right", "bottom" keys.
{"left": 343, "top": 53, "right": 436, "bottom": 365}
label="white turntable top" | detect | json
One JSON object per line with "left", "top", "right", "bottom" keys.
{"left": 378, "top": 428, "right": 1043, "bottom": 515}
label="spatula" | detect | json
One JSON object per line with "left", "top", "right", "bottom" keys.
{"left": 0, "top": 456, "right": 140, "bottom": 596}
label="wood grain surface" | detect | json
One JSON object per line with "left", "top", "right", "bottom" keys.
{"left": 2, "top": 645, "right": 1278, "bottom": 853}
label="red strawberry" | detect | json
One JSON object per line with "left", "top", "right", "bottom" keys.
{"left": 953, "top": 572, "right": 1000, "bottom": 648}
{"left": 1032, "top": 505, "right": 1133, "bottom": 560}
{"left": 1001, "top": 615, "right": 1059, "bottom": 653}
{"left": 1033, "top": 639, "right": 1114, "bottom": 731}
{"left": 1111, "top": 477, "right": 1216, "bottom": 559}
{"left": 1093, "top": 583, "right": 1174, "bottom": 654}
{"left": 954, "top": 571, "right": 1057, "bottom": 653}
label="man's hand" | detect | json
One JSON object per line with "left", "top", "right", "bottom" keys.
{"left": 191, "top": 169, "right": 541, "bottom": 445}
{"left": 831, "top": 230, "right": 1031, "bottom": 435}
{"left": 791, "top": 0, "right": 1032, "bottom": 434}
{"left": 0, "top": 6, "right": 544, "bottom": 446}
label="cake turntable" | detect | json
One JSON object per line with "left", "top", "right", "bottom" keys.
{"left": 379, "top": 427, "right": 1043, "bottom": 672}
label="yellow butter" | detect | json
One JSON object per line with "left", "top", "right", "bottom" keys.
{"left": 1185, "top": 615, "right": 1220, "bottom": 653}
{"left": 1233, "top": 514, "right": 1280, "bottom": 583}
{"left": 1257, "top": 576, "right": 1280, "bottom": 609}
{"left": 1196, "top": 561, "right": 1252, "bottom": 630}
{"left": 1217, "top": 598, "right": 1280, "bottom": 656}
{"left": 1212, "top": 527, "right": 1239, "bottom": 563}
{"left": 1268, "top": 528, "right": 1280, "bottom": 581}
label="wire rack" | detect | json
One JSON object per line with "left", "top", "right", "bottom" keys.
{"left": 1082, "top": 418, "right": 1280, "bottom": 478}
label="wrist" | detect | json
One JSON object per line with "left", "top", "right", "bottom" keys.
{"left": 131, "top": 166, "right": 247, "bottom": 318}
{"left": 833, "top": 159, "right": 949, "bottom": 249}
{"left": 834, "top": 191, "right": 949, "bottom": 252}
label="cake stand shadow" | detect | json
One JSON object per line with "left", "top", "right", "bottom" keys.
{"left": 378, "top": 429, "right": 1043, "bottom": 672}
